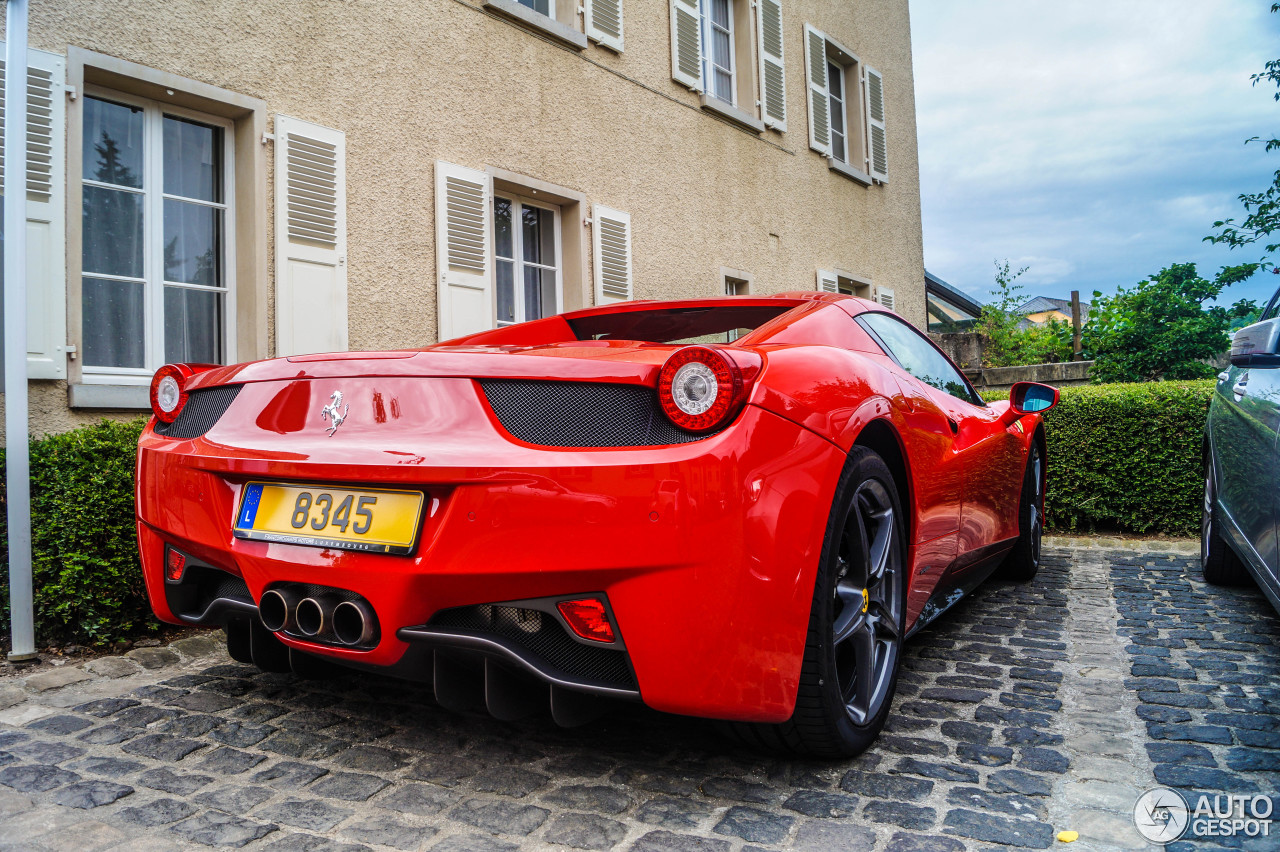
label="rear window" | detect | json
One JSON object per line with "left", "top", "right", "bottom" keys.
{"left": 566, "top": 305, "right": 794, "bottom": 344}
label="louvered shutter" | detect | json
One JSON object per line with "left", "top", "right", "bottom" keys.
{"left": 434, "top": 161, "right": 493, "bottom": 341}
{"left": 0, "top": 46, "right": 67, "bottom": 380}
{"left": 864, "top": 66, "right": 888, "bottom": 181}
{"left": 804, "top": 25, "right": 829, "bottom": 154}
{"left": 756, "top": 0, "right": 787, "bottom": 131}
{"left": 877, "top": 287, "right": 896, "bottom": 311}
{"left": 670, "top": 0, "right": 704, "bottom": 92}
{"left": 593, "top": 205, "right": 632, "bottom": 304}
{"left": 274, "top": 115, "right": 347, "bottom": 356}
{"left": 816, "top": 269, "right": 838, "bottom": 294}
{"left": 585, "top": 0, "right": 624, "bottom": 52}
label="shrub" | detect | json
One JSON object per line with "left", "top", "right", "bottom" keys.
{"left": 983, "top": 381, "right": 1213, "bottom": 535}
{"left": 0, "top": 418, "right": 155, "bottom": 646}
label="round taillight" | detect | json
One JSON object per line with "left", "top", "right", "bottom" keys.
{"left": 150, "top": 365, "right": 189, "bottom": 423}
{"left": 658, "top": 346, "right": 744, "bottom": 433}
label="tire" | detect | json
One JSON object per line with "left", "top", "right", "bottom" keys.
{"left": 725, "top": 446, "right": 907, "bottom": 757}
{"left": 1202, "top": 452, "right": 1251, "bottom": 586}
{"left": 1000, "top": 440, "right": 1045, "bottom": 582}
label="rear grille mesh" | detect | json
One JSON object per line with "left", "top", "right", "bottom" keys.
{"left": 479, "top": 380, "right": 715, "bottom": 448}
{"left": 154, "top": 385, "right": 243, "bottom": 439}
{"left": 428, "top": 604, "right": 637, "bottom": 690}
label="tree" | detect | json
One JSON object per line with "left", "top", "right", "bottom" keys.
{"left": 975, "top": 260, "right": 1073, "bottom": 367}
{"left": 1205, "top": 3, "right": 1279, "bottom": 266}
{"left": 1084, "top": 263, "right": 1258, "bottom": 383}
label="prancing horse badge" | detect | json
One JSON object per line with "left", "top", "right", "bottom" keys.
{"left": 320, "top": 390, "right": 350, "bottom": 437}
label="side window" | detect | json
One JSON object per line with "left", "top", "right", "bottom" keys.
{"left": 858, "top": 312, "right": 981, "bottom": 405}
{"left": 1262, "top": 288, "right": 1280, "bottom": 321}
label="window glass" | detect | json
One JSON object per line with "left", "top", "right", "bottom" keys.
{"left": 1262, "top": 288, "right": 1280, "bottom": 321}
{"left": 163, "top": 116, "right": 221, "bottom": 202}
{"left": 859, "top": 312, "right": 980, "bottom": 405}
{"left": 83, "top": 98, "right": 143, "bottom": 188}
{"left": 82, "top": 277, "right": 146, "bottom": 368}
{"left": 517, "top": 0, "right": 551, "bottom": 14}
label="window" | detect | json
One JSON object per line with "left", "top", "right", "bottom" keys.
{"left": 816, "top": 268, "right": 871, "bottom": 299}
{"left": 700, "top": 0, "right": 735, "bottom": 105}
{"left": 858, "top": 312, "right": 981, "bottom": 405}
{"left": 517, "top": 0, "right": 551, "bottom": 13}
{"left": 568, "top": 305, "right": 792, "bottom": 343}
{"left": 723, "top": 267, "right": 751, "bottom": 296}
{"left": 81, "top": 91, "right": 233, "bottom": 379}
{"left": 494, "top": 194, "right": 561, "bottom": 326}
{"left": 670, "top": 0, "right": 784, "bottom": 131}
{"left": 827, "top": 60, "right": 849, "bottom": 163}
{"left": 804, "top": 24, "right": 887, "bottom": 183}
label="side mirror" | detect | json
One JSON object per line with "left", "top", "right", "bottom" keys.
{"left": 1000, "top": 381, "right": 1059, "bottom": 425}
{"left": 1230, "top": 317, "right": 1280, "bottom": 368}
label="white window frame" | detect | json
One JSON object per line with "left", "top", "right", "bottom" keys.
{"left": 827, "top": 58, "right": 849, "bottom": 163}
{"left": 700, "top": 0, "right": 736, "bottom": 106}
{"left": 493, "top": 192, "right": 563, "bottom": 327}
{"left": 80, "top": 85, "right": 236, "bottom": 384}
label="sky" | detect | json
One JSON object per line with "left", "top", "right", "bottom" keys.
{"left": 909, "top": 0, "right": 1280, "bottom": 310}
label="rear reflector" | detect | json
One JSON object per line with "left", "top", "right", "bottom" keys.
{"left": 556, "top": 599, "right": 615, "bottom": 643}
{"left": 165, "top": 548, "right": 186, "bottom": 583}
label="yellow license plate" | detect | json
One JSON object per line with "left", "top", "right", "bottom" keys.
{"left": 233, "top": 482, "right": 425, "bottom": 555}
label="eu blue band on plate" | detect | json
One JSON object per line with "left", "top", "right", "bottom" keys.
{"left": 239, "top": 483, "right": 263, "bottom": 528}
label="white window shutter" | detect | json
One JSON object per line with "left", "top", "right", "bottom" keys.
{"left": 670, "top": 0, "right": 704, "bottom": 92}
{"left": 274, "top": 115, "right": 347, "bottom": 357}
{"left": 434, "top": 160, "right": 493, "bottom": 342}
{"left": 756, "top": 0, "right": 787, "bottom": 131}
{"left": 816, "top": 269, "right": 838, "bottom": 294}
{"left": 864, "top": 66, "right": 888, "bottom": 181}
{"left": 804, "top": 25, "right": 829, "bottom": 154}
{"left": 593, "top": 205, "right": 633, "bottom": 304}
{"left": 0, "top": 46, "right": 67, "bottom": 380}
{"left": 877, "top": 287, "right": 896, "bottom": 311}
{"left": 585, "top": 0, "right": 624, "bottom": 52}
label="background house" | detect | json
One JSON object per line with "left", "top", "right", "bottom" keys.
{"left": 1015, "top": 295, "right": 1090, "bottom": 330}
{"left": 0, "top": 0, "right": 924, "bottom": 436}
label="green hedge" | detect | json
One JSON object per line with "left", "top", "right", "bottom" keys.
{"left": 0, "top": 418, "right": 155, "bottom": 646}
{"left": 983, "top": 380, "right": 1213, "bottom": 535}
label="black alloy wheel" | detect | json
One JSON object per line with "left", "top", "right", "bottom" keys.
{"left": 1201, "top": 452, "right": 1250, "bottom": 585}
{"left": 832, "top": 476, "right": 903, "bottom": 727}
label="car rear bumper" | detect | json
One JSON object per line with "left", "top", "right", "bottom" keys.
{"left": 136, "top": 383, "right": 844, "bottom": 723}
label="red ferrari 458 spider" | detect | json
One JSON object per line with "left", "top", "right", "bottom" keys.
{"left": 137, "top": 292, "right": 1057, "bottom": 756}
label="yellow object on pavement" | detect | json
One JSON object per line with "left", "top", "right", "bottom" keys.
{"left": 1057, "top": 830, "right": 1079, "bottom": 843}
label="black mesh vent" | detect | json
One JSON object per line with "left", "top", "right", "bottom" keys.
{"left": 154, "top": 385, "right": 243, "bottom": 439}
{"left": 479, "top": 380, "right": 717, "bottom": 448}
{"left": 166, "top": 564, "right": 251, "bottom": 622}
{"left": 428, "top": 604, "right": 636, "bottom": 689}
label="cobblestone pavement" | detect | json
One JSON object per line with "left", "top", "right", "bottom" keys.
{"left": 0, "top": 541, "right": 1276, "bottom": 852}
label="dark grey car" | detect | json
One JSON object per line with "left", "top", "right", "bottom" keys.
{"left": 1203, "top": 283, "right": 1280, "bottom": 614}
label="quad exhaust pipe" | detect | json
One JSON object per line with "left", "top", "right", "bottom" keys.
{"left": 333, "top": 599, "right": 377, "bottom": 646}
{"left": 259, "top": 587, "right": 301, "bottom": 633}
{"left": 258, "top": 586, "right": 378, "bottom": 647}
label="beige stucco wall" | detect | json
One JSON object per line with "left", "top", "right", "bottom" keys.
{"left": 6, "top": 0, "right": 923, "bottom": 438}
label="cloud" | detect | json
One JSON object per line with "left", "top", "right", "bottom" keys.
{"left": 911, "top": 0, "right": 1280, "bottom": 307}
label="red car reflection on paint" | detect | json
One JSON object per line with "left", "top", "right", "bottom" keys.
{"left": 137, "top": 293, "right": 1058, "bottom": 756}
